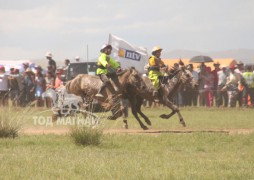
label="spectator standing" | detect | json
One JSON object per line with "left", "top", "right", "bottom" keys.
{"left": 35, "top": 71, "right": 46, "bottom": 107}
{"left": 35, "top": 65, "right": 43, "bottom": 74}
{"left": 54, "top": 68, "right": 64, "bottom": 89}
{"left": 20, "top": 68, "right": 35, "bottom": 106}
{"left": 222, "top": 64, "right": 243, "bottom": 107}
{"left": 235, "top": 61, "right": 245, "bottom": 107}
{"left": 63, "top": 59, "right": 70, "bottom": 75}
{"left": 46, "top": 52, "right": 56, "bottom": 76}
{"left": 203, "top": 67, "right": 214, "bottom": 107}
{"left": 45, "top": 72, "right": 55, "bottom": 90}
{"left": 185, "top": 64, "right": 199, "bottom": 106}
{"left": 0, "top": 66, "right": 9, "bottom": 106}
{"left": 45, "top": 71, "right": 55, "bottom": 108}
{"left": 217, "top": 66, "right": 228, "bottom": 107}
{"left": 170, "top": 63, "right": 183, "bottom": 106}
{"left": 8, "top": 68, "right": 21, "bottom": 106}
{"left": 47, "top": 65, "right": 55, "bottom": 79}
{"left": 212, "top": 61, "right": 221, "bottom": 106}
{"left": 198, "top": 63, "right": 207, "bottom": 106}
{"left": 22, "top": 62, "right": 29, "bottom": 74}
{"left": 242, "top": 66, "right": 254, "bottom": 107}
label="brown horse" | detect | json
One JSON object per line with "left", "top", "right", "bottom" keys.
{"left": 65, "top": 67, "right": 147, "bottom": 120}
{"left": 125, "top": 65, "right": 195, "bottom": 130}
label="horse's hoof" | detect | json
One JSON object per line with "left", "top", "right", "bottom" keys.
{"left": 160, "top": 114, "right": 168, "bottom": 119}
{"left": 107, "top": 116, "right": 117, "bottom": 120}
{"left": 180, "top": 119, "right": 186, "bottom": 127}
{"left": 145, "top": 120, "right": 152, "bottom": 126}
{"left": 142, "top": 126, "right": 149, "bottom": 130}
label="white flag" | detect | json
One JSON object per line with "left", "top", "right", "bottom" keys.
{"left": 108, "top": 34, "right": 148, "bottom": 74}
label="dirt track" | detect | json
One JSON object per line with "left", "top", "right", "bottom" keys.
{"left": 23, "top": 128, "right": 254, "bottom": 135}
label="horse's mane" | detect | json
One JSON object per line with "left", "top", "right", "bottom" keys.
{"left": 116, "top": 67, "right": 138, "bottom": 76}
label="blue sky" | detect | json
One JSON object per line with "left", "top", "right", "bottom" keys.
{"left": 0, "top": 0, "right": 253, "bottom": 61}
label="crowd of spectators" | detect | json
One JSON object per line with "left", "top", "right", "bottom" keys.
{"left": 172, "top": 61, "right": 254, "bottom": 108}
{"left": 0, "top": 52, "right": 73, "bottom": 107}
{"left": 0, "top": 54, "right": 254, "bottom": 109}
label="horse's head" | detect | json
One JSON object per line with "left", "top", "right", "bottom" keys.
{"left": 127, "top": 67, "right": 147, "bottom": 93}
{"left": 180, "top": 66, "right": 195, "bottom": 88}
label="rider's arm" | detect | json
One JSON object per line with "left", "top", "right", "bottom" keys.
{"left": 109, "top": 58, "right": 120, "bottom": 69}
{"left": 98, "top": 53, "right": 109, "bottom": 68}
{"left": 158, "top": 58, "right": 166, "bottom": 68}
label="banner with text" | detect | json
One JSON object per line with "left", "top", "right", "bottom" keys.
{"left": 108, "top": 34, "right": 148, "bottom": 74}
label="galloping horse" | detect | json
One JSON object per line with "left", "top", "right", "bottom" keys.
{"left": 126, "top": 65, "right": 195, "bottom": 130}
{"left": 65, "top": 67, "right": 147, "bottom": 120}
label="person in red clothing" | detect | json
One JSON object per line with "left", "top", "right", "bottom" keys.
{"left": 54, "top": 67, "right": 64, "bottom": 89}
{"left": 204, "top": 67, "right": 214, "bottom": 107}
{"left": 212, "top": 61, "right": 221, "bottom": 106}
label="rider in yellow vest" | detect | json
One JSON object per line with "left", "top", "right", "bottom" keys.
{"left": 95, "top": 44, "right": 121, "bottom": 98}
{"left": 242, "top": 65, "right": 254, "bottom": 106}
{"left": 148, "top": 46, "right": 167, "bottom": 102}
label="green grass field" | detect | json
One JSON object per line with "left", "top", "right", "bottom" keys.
{"left": 0, "top": 107, "right": 254, "bottom": 179}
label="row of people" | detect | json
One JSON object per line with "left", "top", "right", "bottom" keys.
{"left": 0, "top": 51, "right": 84, "bottom": 107}
{"left": 173, "top": 61, "right": 254, "bottom": 108}
{"left": 1, "top": 46, "right": 253, "bottom": 109}
{"left": 0, "top": 64, "right": 65, "bottom": 107}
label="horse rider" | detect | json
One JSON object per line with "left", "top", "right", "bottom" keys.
{"left": 148, "top": 46, "right": 167, "bottom": 102}
{"left": 95, "top": 44, "right": 121, "bottom": 98}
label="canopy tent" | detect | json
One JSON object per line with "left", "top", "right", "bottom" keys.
{"left": 162, "top": 58, "right": 237, "bottom": 70}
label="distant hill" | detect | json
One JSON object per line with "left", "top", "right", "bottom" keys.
{"left": 162, "top": 49, "right": 254, "bottom": 64}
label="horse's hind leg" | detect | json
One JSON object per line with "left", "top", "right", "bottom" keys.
{"left": 160, "top": 100, "right": 186, "bottom": 127}
{"left": 107, "top": 97, "right": 122, "bottom": 120}
{"left": 160, "top": 110, "right": 176, "bottom": 119}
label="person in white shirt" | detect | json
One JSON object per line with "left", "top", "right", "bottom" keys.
{"left": 216, "top": 66, "right": 228, "bottom": 107}
{"left": 222, "top": 64, "right": 244, "bottom": 107}
{"left": 184, "top": 64, "right": 199, "bottom": 106}
{"left": 234, "top": 60, "right": 245, "bottom": 107}
{"left": 0, "top": 66, "right": 9, "bottom": 106}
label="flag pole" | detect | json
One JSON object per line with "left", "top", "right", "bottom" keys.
{"left": 86, "top": 44, "right": 89, "bottom": 73}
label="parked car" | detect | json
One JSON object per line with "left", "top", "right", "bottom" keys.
{"left": 65, "top": 62, "right": 97, "bottom": 81}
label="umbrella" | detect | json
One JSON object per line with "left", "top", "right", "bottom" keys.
{"left": 189, "top": 56, "right": 213, "bottom": 63}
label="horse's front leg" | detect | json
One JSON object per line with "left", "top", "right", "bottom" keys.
{"left": 121, "top": 98, "right": 129, "bottom": 129}
{"left": 136, "top": 96, "right": 151, "bottom": 126}
{"left": 160, "top": 98, "right": 186, "bottom": 127}
{"left": 129, "top": 96, "right": 148, "bottom": 130}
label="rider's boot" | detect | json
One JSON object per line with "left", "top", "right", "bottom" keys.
{"left": 95, "top": 84, "right": 106, "bottom": 98}
{"left": 153, "top": 90, "right": 160, "bottom": 103}
{"left": 110, "top": 78, "right": 121, "bottom": 93}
